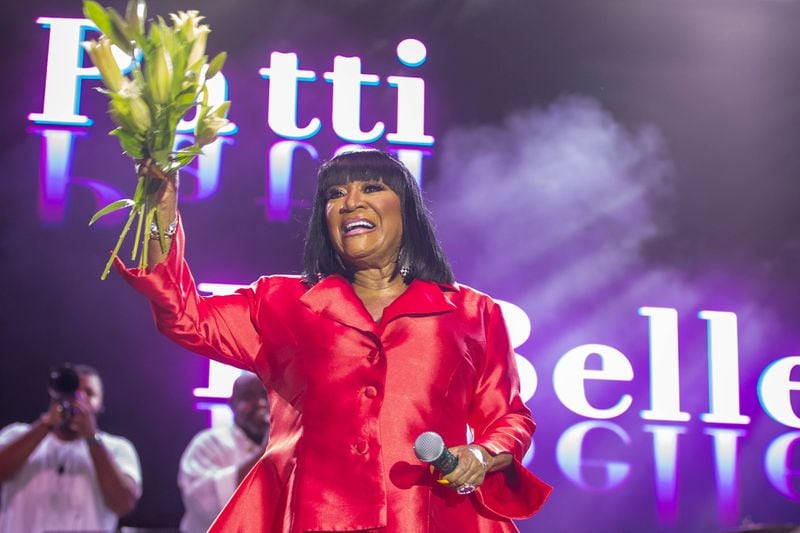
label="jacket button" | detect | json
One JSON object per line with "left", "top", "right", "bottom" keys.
{"left": 354, "top": 440, "right": 369, "bottom": 454}
{"left": 364, "top": 386, "right": 378, "bottom": 398}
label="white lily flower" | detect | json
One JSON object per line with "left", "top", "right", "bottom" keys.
{"left": 170, "top": 10, "right": 206, "bottom": 42}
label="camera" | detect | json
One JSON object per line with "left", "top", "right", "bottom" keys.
{"left": 48, "top": 364, "right": 80, "bottom": 395}
{"left": 48, "top": 364, "right": 80, "bottom": 423}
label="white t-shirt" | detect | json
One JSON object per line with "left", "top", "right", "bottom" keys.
{"left": 0, "top": 423, "right": 142, "bottom": 533}
{"left": 178, "top": 424, "right": 263, "bottom": 533}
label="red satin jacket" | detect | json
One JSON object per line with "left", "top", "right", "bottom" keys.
{"left": 116, "top": 221, "right": 551, "bottom": 532}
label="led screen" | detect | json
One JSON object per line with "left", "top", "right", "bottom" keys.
{"left": 1, "top": 1, "right": 799, "bottom": 531}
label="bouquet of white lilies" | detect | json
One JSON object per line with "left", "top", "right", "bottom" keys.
{"left": 82, "top": 0, "right": 229, "bottom": 279}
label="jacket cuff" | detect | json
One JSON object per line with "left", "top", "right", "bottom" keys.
{"left": 113, "top": 213, "right": 189, "bottom": 316}
{"left": 475, "top": 457, "right": 552, "bottom": 520}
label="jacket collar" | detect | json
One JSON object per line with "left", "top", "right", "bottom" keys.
{"left": 299, "top": 274, "right": 456, "bottom": 333}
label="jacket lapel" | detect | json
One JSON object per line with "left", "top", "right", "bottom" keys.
{"left": 299, "top": 275, "right": 457, "bottom": 332}
{"left": 299, "top": 275, "right": 377, "bottom": 334}
{"left": 381, "top": 279, "right": 456, "bottom": 324}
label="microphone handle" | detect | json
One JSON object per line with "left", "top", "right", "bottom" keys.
{"left": 431, "top": 448, "right": 458, "bottom": 475}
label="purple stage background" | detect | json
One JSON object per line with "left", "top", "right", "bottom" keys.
{"left": 1, "top": 1, "right": 799, "bottom": 531}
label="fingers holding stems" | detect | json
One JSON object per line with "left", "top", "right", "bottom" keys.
{"left": 135, "top": 159, "right": 179, "bottom": 268}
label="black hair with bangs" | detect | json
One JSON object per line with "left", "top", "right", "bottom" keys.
{"left": 302, "top": 150, "right": 454, "bottom": 286}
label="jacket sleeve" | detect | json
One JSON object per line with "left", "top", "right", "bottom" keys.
{"left": 468, "top": 299, "right": 552, "bottom": 520}
{"left": 114, "top": 215, "right": 262, "bottom": 372}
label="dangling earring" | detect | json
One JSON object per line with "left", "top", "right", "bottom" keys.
{"left": 400, "top": 265, "right": 411, "bottom": 279}
{"left": 334, "top": 253, "right": 346, "bottom": 271}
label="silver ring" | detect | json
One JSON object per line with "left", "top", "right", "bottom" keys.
{"left": 457, "top": 483, "right": 476, "bottom": 495}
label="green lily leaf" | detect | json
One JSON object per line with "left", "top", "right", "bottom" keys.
{"left": 83, "top": 1, "right": 114, "bottom": 38}
{"left": 206, "top": 51, "right": 226, "bottom": 79}
{"left": 187, "top": 56, "right": 207, "bottom": 78}
{"left": 151, "top": 148, "right": 171, "bottom": 167}
{"left": 106, "top": 7, "right": 136, "bottom": 54}
{"left": 200, "top": 83, "right": 210, "bottom": 107}
{"left": 125, "top": 0, "right": 146, "bottom": 36}
{"left": 110, "top": 109, "right": 136, "bottom": 133}
{"left": 89, "top": 198, "right": 135, "bottom": 225}
{"left": 153, "top": 16, "right": 170, "bottom": 50}
{"left": 133, "top": 174, "right": 145, "bottom": 203}
{"left": 160, "top": 145, "right": 202, "bottom": 174}
{"left": 110, "top": 128, "right": 145, "bottom": 159}
{"left": 175, "top": 145, "right": 203, "bottom": 155}
{"left": 211, "top": 100, "right": 230, "bottom": 118}
{"left": 175, "top": 90, "right": 198, "bottom": 109}
{"left": 170, "top": 150, "right": 200, "bottom": 171}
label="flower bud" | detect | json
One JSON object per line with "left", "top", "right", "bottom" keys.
{"left": 150, "top": 48, "right": 173, "bottom": 104}
{"left": 83, "top": 37, "right": 125, "bottom": 93}
{"left": 187, "top": 26, "right": 209, "bottom": 67}
{"left": 128, "top": 96, "right": 152, "bottom": 131}
{"left": 112, "top": 80, "right": 152, "bottom": 133}
{"left": 196, "top": 115, "right": 229, "bottom": 146}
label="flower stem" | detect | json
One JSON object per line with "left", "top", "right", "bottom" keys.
{"left": 131, "top": 203, "right": 144, "bottom": 261}
{"left": 130, "top": 176, "right": 146, "bottom": 261}
{"left": 100, "top": 203, "right": 139, "bottom": 280}
{"left": 140, "top": 203, "right": 156, "bottom": 270}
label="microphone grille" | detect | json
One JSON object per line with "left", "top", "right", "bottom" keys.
{"left": 414, "top": 431, "right": 445, "bottom": 462}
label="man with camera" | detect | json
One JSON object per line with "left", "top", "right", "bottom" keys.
{"left": 0, "top": 364, "right": 142, "bottom": 532}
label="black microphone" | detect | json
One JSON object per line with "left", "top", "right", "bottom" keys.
{"left": 414, "top": 431, "right": 457, "bottom": 474}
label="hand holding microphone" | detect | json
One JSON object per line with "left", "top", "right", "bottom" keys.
{"left": 414, "top": 432, "right": 491, "bottom": 495}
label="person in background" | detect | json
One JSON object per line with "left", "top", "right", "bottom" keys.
{"left": 178, "top": 372, "right": 270, "bottom": 533}
{"left": 0, "top": 363, "right": 142, "bottom": 532}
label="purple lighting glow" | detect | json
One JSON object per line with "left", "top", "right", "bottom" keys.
{"left": 6, "top": 2, "right": 800, "bottom": 530}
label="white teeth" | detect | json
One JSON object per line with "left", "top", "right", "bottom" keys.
{"left": 344, "top": 220, "right": 375, "bottom": 232}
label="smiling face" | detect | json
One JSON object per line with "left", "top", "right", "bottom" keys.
{"left": 325, "top": 178, "right": 404, "bottom": 271}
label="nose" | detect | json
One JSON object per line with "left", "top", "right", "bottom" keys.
{"left": 341, "top": 185, "right": 363, "bottom": 212}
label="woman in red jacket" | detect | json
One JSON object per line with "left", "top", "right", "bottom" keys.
{"left": 118, "top": 150, "right": 551, "bottom": 532}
